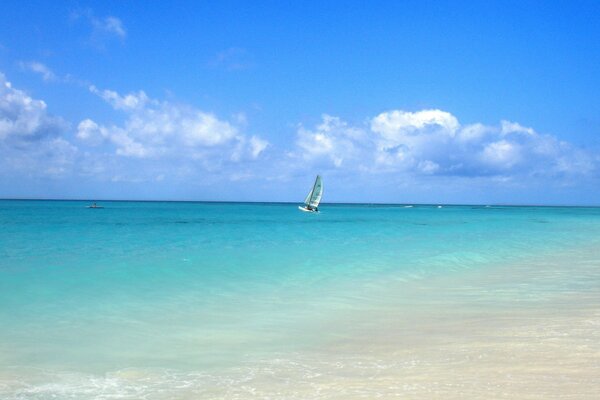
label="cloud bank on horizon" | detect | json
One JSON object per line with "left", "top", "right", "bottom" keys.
{"left": 295, "top": 110, "right": 595, "bottom": 179}
{"left": 1, "top": 69, "right": 598, "bottom": 203}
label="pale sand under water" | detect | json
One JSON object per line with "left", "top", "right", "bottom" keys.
{"left": 2, "top": 243, "right": 599, "bottom": 399}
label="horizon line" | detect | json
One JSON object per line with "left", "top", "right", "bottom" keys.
{"left": 1, "top": 198, "right": 599, "bottom": 208}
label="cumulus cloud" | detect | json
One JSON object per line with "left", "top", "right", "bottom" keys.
{"left": 501, "top": 120, "right": 535, "bottom": 136}
{"left": 79, "top": 86, "right": 269, "bottom": 163}
{"left": 0, "top": 73, "right": 67, "bottom": 141}
{"left": 1, "top": 68, "right": 269, "bottom": 184}
{"left": 249, "top": 136, "right": 269, "bottom": 159}
{"left": 371, "top": 109, "right": 459, "bottom": 140}
{"left": 0, "top": 73, "right": 77, "bottom": 177}
{"left": 482, "top": 140, "right": 520, "bottom": 169}
{"left": 1, "top": 64, "right": 596, "bottom": 196}
{"left": 292, "top": 109, "right": 597, "bottom": 179}
{"left": 370, "top": 109, "right": 460, "bottom": 170}
{"left": 295, "top": 114, "right": 367, "bottom": 168}
{"left": 1, "top": 137, "right": 78, "bottom": 179}
{"left": 89, "top": 86, "right": 150, "bottom": 110}
{"left": 76, "top": 118, "right": 101, "bottom": 141}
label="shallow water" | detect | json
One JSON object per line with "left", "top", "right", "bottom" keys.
{"left": 1, "top": 201, "right": 599, "bottom": 398}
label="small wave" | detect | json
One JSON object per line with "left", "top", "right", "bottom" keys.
{"left": 0, "top": 356, "right": 426, "bottom": 400}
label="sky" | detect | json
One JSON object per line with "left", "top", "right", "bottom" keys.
{"left": 1, "top": 0, "right": 599, "bottom": 204}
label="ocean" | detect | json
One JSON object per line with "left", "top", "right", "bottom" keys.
{"left": 1, "top": 200, "right": 599, "bottom": 399}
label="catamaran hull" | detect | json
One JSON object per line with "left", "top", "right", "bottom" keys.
{"left": 298, "top": 206, "right": 318, "bottom": 213}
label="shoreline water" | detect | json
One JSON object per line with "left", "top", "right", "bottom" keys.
{"left": 1, "top": 201, "right": 599, "bottom": 398}
{"left": 2, "top": 242, "right": 599, "bottom": 399}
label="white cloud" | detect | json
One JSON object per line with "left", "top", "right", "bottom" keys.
{"left": 0, "top": 73, "right": 77, "bottom": 177}
{"left": 1, "top": 65, "right": 595, "bottom": 195}
{"left": 20, "top": 61, "right": 56, "bottom": 81}
{"left": 80, "top": 86, "right": 268, "bottom": 164}
{"left": 292, "top": 108, "right": 597, "bottom": 179}
{"left": 295, "top": 114, "right": 366, "bottom": 168}
{"left": 501, "top": 120, "right": 535, "bottom": 136}
{"left": 456, "top": 123, "right": 490, "bottom": 142}
{"left": 418, "top": 160, "right": 440, "bottom": 174}
{"left": 76, "top": 118, "right": 102, "bottom": 142}
{"left": 249, "top": 136, "right": 269, "bottom": 159}
{"left": 371, "top": 109, "right": 459, "bottom": 141}
{"left": 89, "top": 86, "right": 150, "bottom": 110}
{"left": 1, "top": 137, "right": 78, "bottom": 178}
{"left": 0, "top": 73, "right": 67, "bottom": 141}
{"left": 369, "top": 109, "right": 460, "bottom": 170}
{"left": 98, "top": 16, "right": 126, "bottom": 39}
{"left": 481, "top": 140, "right": 520, "bottom": 169}
{"left": 71, "top": 9, "right": 127, "bottom": 46}
{"left": 179, "top": 112, "right": 237, "bottom": 146}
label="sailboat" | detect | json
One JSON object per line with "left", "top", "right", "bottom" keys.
{"left": 299, "top": 175, "right": 323, "bottom": 213}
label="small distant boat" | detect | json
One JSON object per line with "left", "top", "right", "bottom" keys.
{"left": 87, "top": 202, "right": 104, "bottom": 209}
{"left": 299, "top": 175, "right": 323, "bottom": 213}
{"left": 437, "top": 205, "right": 443, "bottom": 208}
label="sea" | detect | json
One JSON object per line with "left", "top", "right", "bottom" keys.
{"left": 1, "top": 200, "right": 599, "bottom": 399}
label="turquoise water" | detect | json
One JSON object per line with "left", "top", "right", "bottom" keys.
{"left": 1, "top": 201, "right": 600, "bottom": 398}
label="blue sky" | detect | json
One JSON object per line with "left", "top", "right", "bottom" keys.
{"left": 1, "top": 1, "right": 599, "bottom": 204}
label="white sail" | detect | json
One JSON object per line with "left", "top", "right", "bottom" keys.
{"left": 304, "top": 175, "right": 323, "bottom": 208}
{"left": 303, "top": 188, "right": 313, "bottom": 205}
